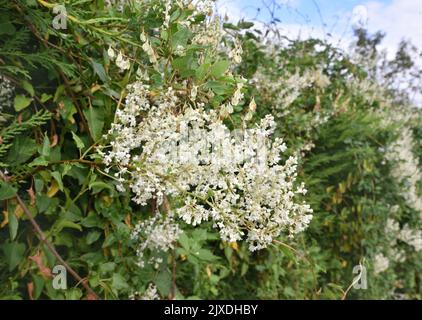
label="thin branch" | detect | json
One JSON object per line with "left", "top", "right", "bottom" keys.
{"left": 0, "top": 171, "right": 101, "bottom": 300}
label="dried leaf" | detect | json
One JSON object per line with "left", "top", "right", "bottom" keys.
{"left": 27, "top": 187, "right": 36, "bottom": 206}
{"left": 29, "top": 252, "right": 52, "bottom": 279}
{"left": 86, "top": 292, "right": 98, "bottom": 300}
{"left": 27, "top": 282, "right": 34, "bottom": 300}
{"left": 1, "top": 210, "right": 8, "bottom": 228}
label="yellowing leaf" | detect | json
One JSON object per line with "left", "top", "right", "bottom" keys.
{"left": 124, "top": 213, "right": 132, "bottom": 228}
{"left": 205, "top": 266, "right": 212, "bottom": 277}
{"left": 338, "top": 182, "right": 347, "bottom": 194}
{"left": 229, "top": 242, "right": 239, "bottom": 251}
{"left": 47, "top": 180, "right": 59, "bottom": 198}
{"left": 1, "top": 210, "right": 9, "bottom": 228}
{"left": 14, "top": 204, "right": 24, "bottom": 219}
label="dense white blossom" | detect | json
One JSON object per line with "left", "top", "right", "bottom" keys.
{"left": 398, "top": 224, "right": 422, "bottom": 252}
{"left": 115, "top": 51, "right": 131, "bottom": 71}
{"left": 0, "top": 75, "right": 14, "bottom": 111}
{"left": 131, "top": 211, "right": 181, "bottom": 267}
{"left": 228, "top": 39, "right": 243, "bottom": 65}
{"left": 386, "top": 126, "right": 422, "bottom": 215}
{"left": 103, "top": 81, "right": 313, "bottom": 252}
{"left": 252, "top": 67, "right": 331, "bottom": 120}
{"left": 100, "top": 0, "right": 313, "bottom": 261}
{"left": 374, "top": 253, "right": 390, "bottom": 274}
{"left": 129, "top": 283, "right": 160, "bottom": 300}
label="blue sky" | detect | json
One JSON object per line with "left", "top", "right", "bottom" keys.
{"left": 216, "top": 0, "right": 422, "bottom": 56}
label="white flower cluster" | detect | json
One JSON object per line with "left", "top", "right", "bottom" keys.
{"left": 251, "top": 67, "right": 330, "bottom": 119}
{"left": 103, "top": 81, "right": 313, "bottom": 251}
{"left": 373, "top": 253, "right": 390, "bottom": 275}
{"left": 105, "top": 0, "right": 128, "bottom": 12}
{"left": 228, "top": 39, "right": 243, "bottom": 65}
{"left": 347, "top": 77, "right": 391, "bottom": 106}
{"left": 383, "top": 217, "right": 406, "bottom": 263}
{"left": 398, "top": 224, "right": 422, "bottom": 252}
{"left": 108, "top": 47, "right": 131, "bottom": 72}
{"left": 130, "top": 211, "right": 181, "bottom": 268}
{"left": 100, "top": 0, "right": 312, "bottom": 258}
{"left": 386, "top": 126, "right": 422, "bottom": 215}
{"left": 0, "top": 74, "right": 14, "bottom": 111}
{"left": 376, "top": 206, "right": 421, "bottom": 274}
{"left": 192, "top": 16, "right": 223, "bottom": 49}
{"left": 129, "top": 283, "right": 160, "bottom": 300}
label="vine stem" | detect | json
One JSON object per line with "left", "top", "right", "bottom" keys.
{"left": 0, "top": 171, "right": 100, "bottom": 300}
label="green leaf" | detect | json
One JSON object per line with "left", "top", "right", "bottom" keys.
{"left": 195, "top": 249, "right": 219, "bottom": 262}
{"left": 178, "top": 232, "right": 190, "bottom": 250}
{"left": 86, "top": 231, "right": 101, "bottom": 245}
{"left": 111, "top": 273, "right": 129, "bottom": 291}
{"left": 65, "top": 288, "right": 83, "bottom": 300}
{"left": 14, "top": 94, "right": 32, "bottom": 112}
{"left": 58, "top": 98, "right": 77, "bottom": 122}
{"left": 172, "top": 54, "right": 196, "bottom": 78}
{"left": 6, "top": 137, "right": 37, "bottom": 165}
{"left": 55, "top": 219, "right": 82, "bottom": 232}
{"left": 237, "top": 21, "right": 254, "bottom": 29}
{"left": 210, "top": 60, "right": 230, "bottom": 78}
{"left": 40, "top": 93, "right": 53, "bottom": 103}
{"left": 28, "top": 157, "right": 49, "bottom": 167}
{"left": 51, "top": 171, "right": 64, "bottom": 191}
{"left": 102, "top": 233, "right": 116, "bottom": 248}
{"left": 154, "top": 270, "right": 172, "bottom": 296}
{"left": 40, "top": 134, "right": 51, "bottom": 158}
{"left": 89, "top": 181, "right": 112, "bottom": 194}
{"left": 83, "top": 106, "right": 104, "bottom": 141}
{"left": 91, "top": 60, "right": 109, "bottom": 83}
{"left": 240, "top": 262, "right": 248, "bottom": 276}
{"left": 32, "top": 274, "right": 45, "bottom": 300}
{"left": 205, "top": 81, "right": 230, "bottom": 95}
{"left": 2, "top": 241, "right": 26, "bottom": 271}
{"left": 8, "top": 211, "right": 18, "bottom": 241}
{"left": 99, "top": 262, "right": 115, "bottom": 274}
{"left": 53, "top": 85, "right": 65, "bottom": 102}
{"left": 0, "top": 21, "right": 16, "bottom": 35}
{"left": 223, "top": 23, "right": 240, "bottom": 30}
{"left": 81, "top": 212, "right": 104, "bottom": 228}
{"left": 171, "top": 26, "right": 192, "bottom": 49}
{"left": 0, "top": 181, "right": 17, "bottom": 201}
{"left": 36, "top": 194, "right": 51, "bottom": 213}
{"left": 195, "top": 63, "right": 211, "bottom": 81}
{"left": 71, "top": 132, "right": 85, "bottom": 151}
{"left": 21, "top": 80, "right": 35, "bottom": 96}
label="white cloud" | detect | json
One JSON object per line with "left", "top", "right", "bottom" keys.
{"left": 363, "top": 0, "right": 422, "bottom": 57}
{"left": 215, "top": 0, "right": 244, "bottom": 21}
{"left": 216, "top": 0, "right": 301, "bottom": 22}
{"left": 215, "top": 0, "right": 422, "bottom": 106}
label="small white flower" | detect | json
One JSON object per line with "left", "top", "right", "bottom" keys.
{"left": 174, "top": 45, "right": 186, "bottom": 56}
{"left": 374, "top": 253, "right": 389, "bottom": 274}
{"left": 190, "top": 85, "right": 198, "bottom": 100}
{"left": 116, "top": 51, "right": 130, "bottom": 71}
{"left": 231, "top": 83, "right": 244, "bottom": 106}
{"left": 248, "top": 98, "right": 256, "bottom": 112}
{"left": 107, "top": 47, "right": 116, "bottom": 60}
